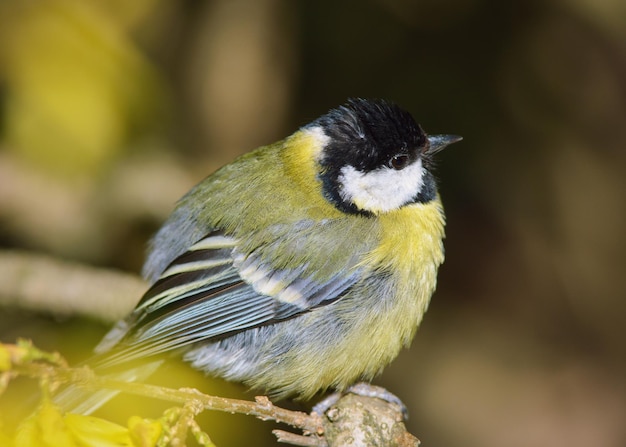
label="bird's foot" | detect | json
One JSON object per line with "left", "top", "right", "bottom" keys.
{"left": 312, "top": 382, "right": 408, "bottom": 420}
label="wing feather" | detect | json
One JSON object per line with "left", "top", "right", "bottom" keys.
{"left": 94, "top": 231, "right": 363, "bottom": 368}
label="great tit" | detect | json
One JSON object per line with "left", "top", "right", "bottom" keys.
{"left": 61, "top": 98, "right": 460, "bottom": 412}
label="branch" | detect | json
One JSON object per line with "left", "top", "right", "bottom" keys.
{"left": 4, "top": 342, "right": 419, "bottom": 447}
{"left": 0, "top": 250, "right": 145, "bottom": 322}
{"left": 15, "top": 361, "right": 322, "bottom": 433}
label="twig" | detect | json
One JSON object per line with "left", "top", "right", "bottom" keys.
{"left": 273, "top": 429, "right": 327, "bottom": 446}
{"left": 5, "top": 342, "right": 419, "bottom": 446}
{"left": 0, "top": 250, "right": 146, "bottom": 322}
{"left": 13, "top": 360, "right": 323, "bottom": 435}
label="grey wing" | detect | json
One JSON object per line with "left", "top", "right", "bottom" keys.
{"left": 93, "top": 231, "right": 362, "bottom": 368}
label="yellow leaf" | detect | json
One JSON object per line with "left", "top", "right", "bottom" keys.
{"left": 64, "top": 413, "right": 134, "bottom": 447}
{"left": 13, "top": 400, "right": 143, "bottom": 447}
{"left": 14, "top": 399, "right": 77, "bottom": 447}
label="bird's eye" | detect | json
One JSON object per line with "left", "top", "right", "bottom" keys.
{"left": 389, "top": 154, "right": 410, "bottom": 170}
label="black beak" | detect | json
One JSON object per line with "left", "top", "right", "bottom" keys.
{"left": 426, "top": 134, "right": 463, "bottom": 155}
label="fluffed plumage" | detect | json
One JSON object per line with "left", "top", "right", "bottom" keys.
{"left": 56, "top": 98, "right": 459, "bottom": 413}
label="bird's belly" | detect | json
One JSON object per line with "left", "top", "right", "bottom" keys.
{"left": 184, "top": 274, "right": 435, "bottom": 400}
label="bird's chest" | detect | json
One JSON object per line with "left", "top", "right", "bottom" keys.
{"left": 354, "top": 204, "right": 445, "bottom": 347}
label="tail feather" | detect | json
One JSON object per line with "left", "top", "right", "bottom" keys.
{"left": 53, "top": 360, "right": 163, "bottom": 415}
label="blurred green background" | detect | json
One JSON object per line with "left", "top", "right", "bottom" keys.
{"left": 1, "top": 0, "right": 625, "bottom": 446}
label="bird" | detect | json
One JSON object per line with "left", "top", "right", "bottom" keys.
{"left": 57, "top": 98, "right": 461, "bottom": 414}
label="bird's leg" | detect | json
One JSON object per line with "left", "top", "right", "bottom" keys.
{"left": 311, "top": 382, "right": 408, "bottom": 420}
{"left": 311, "top": 391, "right": 342, "bottom": 416}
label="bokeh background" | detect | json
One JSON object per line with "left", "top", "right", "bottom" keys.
{"left": 1, "top": 0, "right": 625, "bottom": 446}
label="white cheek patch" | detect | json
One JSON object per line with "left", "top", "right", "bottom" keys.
{"left": 338, "top": 159, "right": 426, "bottom": 213}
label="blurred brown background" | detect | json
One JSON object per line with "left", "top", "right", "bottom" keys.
{"left": 0, "top": 0, "right": 625, "bottom": 446}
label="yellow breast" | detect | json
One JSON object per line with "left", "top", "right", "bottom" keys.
{"left": 347, "top": 199, "right": 446, "bottom": 377}
{"left": 295, "top": 200, "right": 446, "bottom": 396}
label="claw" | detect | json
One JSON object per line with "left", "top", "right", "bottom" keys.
{"left": 312, "top": 382, "right": 409, "bottom": 420}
